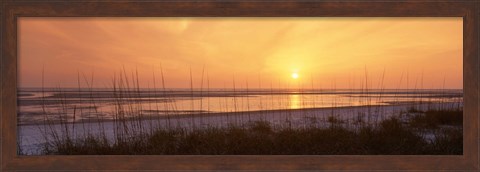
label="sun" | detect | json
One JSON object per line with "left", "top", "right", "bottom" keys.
{"left": 291, "top": 73, "right": 299, "bottom": 79}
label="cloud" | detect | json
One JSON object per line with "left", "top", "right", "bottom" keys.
{"left": 19, "top": 17, "right": 462, "bottom": 89}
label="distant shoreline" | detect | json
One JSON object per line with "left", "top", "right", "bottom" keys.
{"left": 18, "top": 102, "right": 462, "bottom": 126}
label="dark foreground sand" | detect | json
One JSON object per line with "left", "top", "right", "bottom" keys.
{"left": 18, "top": 102, "right": 460, "bottom": 155}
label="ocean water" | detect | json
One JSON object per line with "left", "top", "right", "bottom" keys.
{"left": 17, "top": 88, "right": 463, "bottom": 125}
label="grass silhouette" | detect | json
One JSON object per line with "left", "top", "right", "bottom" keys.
{"left": 18, "top": 67, "right": 463, "bottom": 155}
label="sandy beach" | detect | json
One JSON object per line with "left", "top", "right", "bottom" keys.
{"left": 18, "top": 102, "right": 460, "bottom": 155}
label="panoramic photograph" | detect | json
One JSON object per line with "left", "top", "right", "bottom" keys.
{"left": 17, "top": 17, "right": 463, "bottom": 155}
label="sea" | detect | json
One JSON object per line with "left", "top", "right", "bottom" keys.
{"left": 17, "top": 88, "right": 463, "bottom": 125}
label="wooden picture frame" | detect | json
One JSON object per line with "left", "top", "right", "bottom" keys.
{"left": 1, "top": 0, "right": 479, "bottom": 171}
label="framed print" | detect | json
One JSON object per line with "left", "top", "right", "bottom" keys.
{"left": 1, "top": 0, "right": 479, "bottom": 171}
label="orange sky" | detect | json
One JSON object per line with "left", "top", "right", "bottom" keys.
{"left": 19, "top": 17, "right": 463, "bottom": 89}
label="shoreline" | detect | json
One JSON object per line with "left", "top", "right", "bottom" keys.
{"left": 18, "top": 102, "right": 462, "bottom": 155}
{"left": 18, "top": 102, "right": 462, "bottom": 126}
